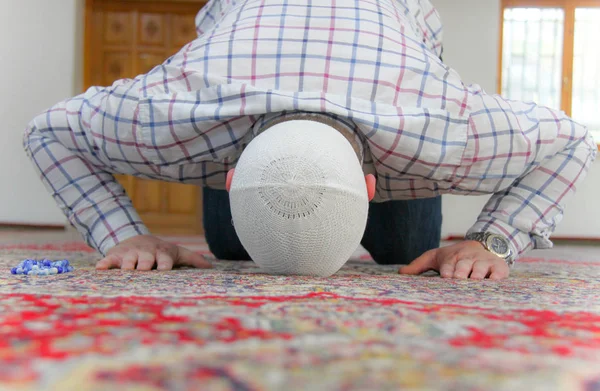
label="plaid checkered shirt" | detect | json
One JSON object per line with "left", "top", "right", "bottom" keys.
{"left": 24, "top": 0, "right": 596, "bottom": 258}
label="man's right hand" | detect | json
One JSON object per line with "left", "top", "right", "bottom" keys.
{"left": 96, "top": 235, "right": 212, "bottom": 271}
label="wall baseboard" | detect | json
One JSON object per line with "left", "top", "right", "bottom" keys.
{"left": 0, "top": 223, "right": 67, "bottom": 231}
{"left": 444, "top": 235, "right": 600, "bottom": 243}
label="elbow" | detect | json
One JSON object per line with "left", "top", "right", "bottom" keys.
{"left": 580, "top": 128, "right": 597, "bottom": 167}
{"left": 587, "top": 130, "right": 597, "bottom": 162}
{"left": 23, "top": 117, "right": 40, "bottom": 157}
{"left": 565, "top": 122, "right": 597, "bottom": 168}
{"left": 23, "top": 111, "right": 51, "bottom": 158}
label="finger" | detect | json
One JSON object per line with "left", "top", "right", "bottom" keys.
{"left": 453, "top": 258, "right": 476, "bottom": 279}
{"left": 469, "top": 260, "right": 492, "bottom": 280}
{"left": 398, "top": 249, "right": 437, "bottom": 275}
{"left": 439, "top": 261, "right": 456, "bottom": 279}
{"left": 489, "top": 262, "right": 510, "bottom": 280}
{"left": 136, "top": 251, "right": 156, "bottom": 271}
{"left": 177, "top": 247, "right": 212, "bottom": 269}
{"left": 156, "top": 251, "right": 174, "bottom": 271}
{"left": 96, "top": 254, "right": 122, "bottom": 270}
{"left": 121, "top": 252, "right": 138, "bottom": 270}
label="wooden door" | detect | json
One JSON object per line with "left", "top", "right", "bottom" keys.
{"left": 84, "top": 0, "right": 206, "bottom": 234}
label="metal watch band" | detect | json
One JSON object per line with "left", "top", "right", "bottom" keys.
{"left": 465, "top": 232, "right": 515, "bottom": 267}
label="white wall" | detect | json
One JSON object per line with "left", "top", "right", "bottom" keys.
{"left": 0, "top": 0, "right": 84, "bottom": 226}
{"left": 433, "top": 0, "right": 600, "bottom": 239}
{"left": 433, "top": 0, "right": 501, "bottom": 93}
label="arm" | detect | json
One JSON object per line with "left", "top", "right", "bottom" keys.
{"left": 465, "top": 90, "right": 596, "bottom": 258}
{"left": 23, "top": 79, "right": 150, "bottom": 255}
{"left": 400, "top": 88, "right": 595, "bottom": 280}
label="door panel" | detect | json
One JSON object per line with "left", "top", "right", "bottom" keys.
{"left": 139, "top": 13, "right": 166, "bottom": 45}
{"left": 134, "top": 180, "right": 163, "bottom": 213}
{"left": 104, "top": 12, "right": 133, "bottom": 44}
{"left": 138, "top": 52, "right": 165, "bottom": 74}
{"left": 85, "top": 0, "right": 207, "bottom": 234}
{"left": 171, "top": 14, "right": 197, "bottom": 46}
{"left": 102, "top": 52, "right": 132, "bottom": 84}
{"left": 167, "top": 183, "right": 197, "bottom": 214}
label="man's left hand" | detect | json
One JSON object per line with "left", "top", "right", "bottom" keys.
{"left": 398, "top": 241, "right": 510, "bottom": 280}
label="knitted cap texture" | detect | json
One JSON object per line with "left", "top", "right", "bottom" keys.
{"left": 229, "top": 120, "right": 369, "bottom": 277}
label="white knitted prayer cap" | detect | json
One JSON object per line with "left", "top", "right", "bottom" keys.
{"left": 229, "top": 120, "right": 369, "bottom": 277}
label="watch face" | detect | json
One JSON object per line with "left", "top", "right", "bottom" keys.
{"left": 488, "top": 235, "right": 509, "bottom": 255}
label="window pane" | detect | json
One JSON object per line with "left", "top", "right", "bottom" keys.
{"left": 572, "top": 8, "right": 600, "bottom": 132}
{"left": 502, "top": 8, "right": 564, "bottom": 109}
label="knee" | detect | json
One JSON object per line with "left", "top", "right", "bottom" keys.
{"left": 205, "top": 238, "right": 248, "bottom": 261}
{"left": 23, "top": 116, "right": 48, "bottom": 156}
{"left": 204, "top": 229, "right": 227, "bottom": 259}
{"left": 207, "top": 245, "right": 244, "bottom": 261}
{"left": 369, "top": 250, "right": 419, "bottom": 266}
{"left": 365, "top": 214, "right": 442, "bottom": 266}
{"left": 369, "top": 240, "right": 440, "bottom": 265}
{"left": 203, "top": 221, "right": 251, "bottom": 261}
{"left": 204, "top": 227, "right": 247, "bottom": 261}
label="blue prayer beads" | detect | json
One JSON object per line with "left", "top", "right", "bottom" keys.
{"left": 11, "top": 259, "right": 73, "bottom": 276}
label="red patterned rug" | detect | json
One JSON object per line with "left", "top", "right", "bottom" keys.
{"left": 0, "top": 235, "right": 599, "bottom": 390}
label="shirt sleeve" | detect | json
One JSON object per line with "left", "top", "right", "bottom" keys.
{"left": 416, "top": 0, "right": 444, "bottom": 58}
{"left": 463, "top": 88, "right": 597, "bottom": 258}
{"left": 195, "top": 0, "right": 233, "bottom": 37}
{"left": 23, "top": 79, "right": 151, "bottom": 255}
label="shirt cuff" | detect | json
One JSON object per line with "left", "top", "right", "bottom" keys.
{"left": 467, "top": 218, "right": 551, "bottom": 260}
{"left": 84, "top": 205, "right": 151, "bottom": 256}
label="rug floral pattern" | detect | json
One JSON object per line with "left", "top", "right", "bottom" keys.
{"left": 0, "top": 238, "right": 599, "bottom": 390}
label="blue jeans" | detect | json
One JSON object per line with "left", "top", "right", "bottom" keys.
{"left": 202, "top": 188, "right": 442, "bottom": 265}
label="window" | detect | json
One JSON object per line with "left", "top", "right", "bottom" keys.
{"left": 500, "top": 0, "right": 600, "bottom": 141}
{"left": 572, "top": 7, "right": 600, "bottom": 133}
{"left": 502, "top": 8, "right": 564, "bottom": 109}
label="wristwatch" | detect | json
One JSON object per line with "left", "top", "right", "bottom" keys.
{"left": 465, "top": 232, "right": 515, "bottom": 267}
